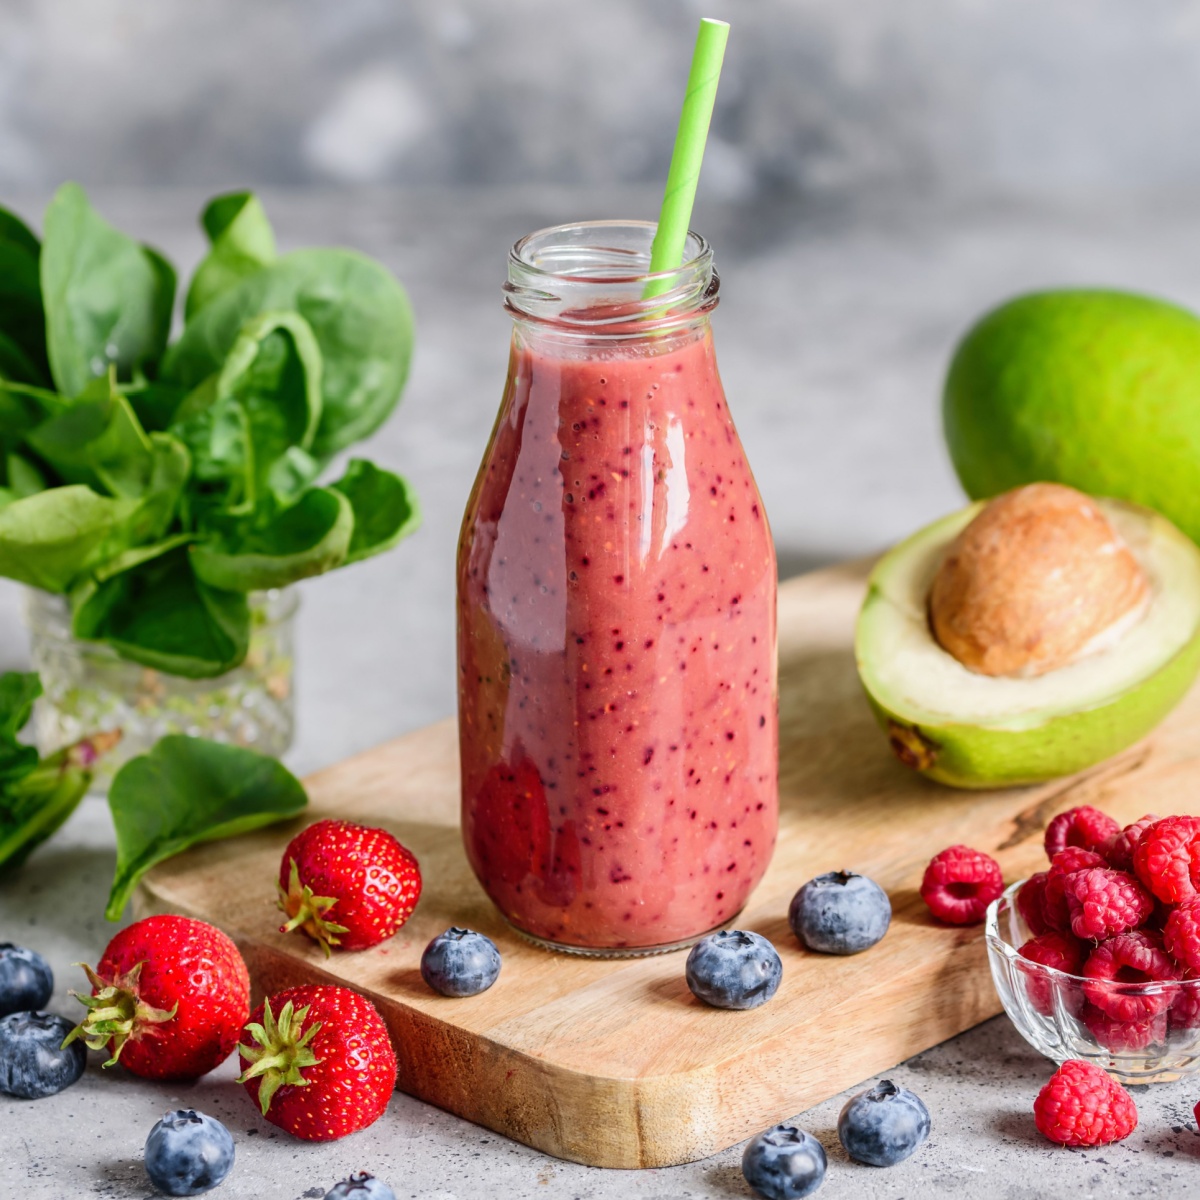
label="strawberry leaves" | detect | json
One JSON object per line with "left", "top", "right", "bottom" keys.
{"left": 277, "top": 858, "right": 349, "bottom": 957}
{"left": 236, "top": 997, "right": 323, "bottom": 1115}
{"left": 62, "top": 960, "right": 178, "bottom": 1068}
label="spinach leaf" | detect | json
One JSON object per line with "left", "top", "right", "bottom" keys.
{"left": 171, "top": 312, "right": 323, "bottom": 515}
{"left": 267, "top": 446, "right": 320, "bottom": 505}
{"left": 41, "top": 183, "right": 174, "bottom": 396}
{"left": 0, "top": 672, "right": 117, "bottom": 873}
{"left": 163, "top": 247, "right": 413, "bottom": 459}
{"left": 331, "top": 458, "right": 421, "bottom": 564}
{"left": 0, "top": 671, "right": 43, "bottom": 788}
{"left": 0, "top": 485, "right": 137, "bottom": 592}
{"left": 0, "top": 332, "right": 45, "bottom": 387}
{"left": 89, "top": 394, "right": 156, "bottom": 499}
{"left": 185, "top": 191, "right": 276, "bottom": 320}
{"left": 0, "top": 672, "right": 41, "bottom": 739}
{"left": 123, "top": 432, "right": 191, "bottom": 544}
{"left": 23, "top": 382, "right": 113, "bottom": 487}
{"left": 141, "top": 245, "right": 178, "bottom": 375}
{"left": 0, "top": 381, "right": 61, "bottom": 439}
{"left": 217, "top": 311, "right": 322, "bottom": 494}
{"left": 0, "top": 206, "right": 49, "bottom": 384}
{"left": 0, "top": 746, "right": 95, "bottom": 872}
{"left": 190, "top": 486, "right": 352, "bottom": 592}
{"left": 170, "top": 377, "right": 251, "bottom": 509}
{"left": 0, "top": 208, "right": 38, "bottom": 256}
{"left": 92, "top": 532, "right": 194, "bottom": 583}
{"left": 105, "top": 735, "right": 307, "bottom": 919}
{"left": 4, "top": 452, "right": 45, "bottom": 499}
{"left": 71, "top": 546, "right": 249, "bottom": 679}
{"left": 122, "top": 381, "right": 189, "bottom": 433}
{"left": 25, "top": 373, "right": 154, "bottom": 497}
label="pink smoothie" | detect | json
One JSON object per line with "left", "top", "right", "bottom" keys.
{"left": 457, "top": 325, "right": 778, "bottom": 950}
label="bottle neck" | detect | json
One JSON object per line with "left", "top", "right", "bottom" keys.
{"left": 504, "top": 220, "right": 719, "bottom": 352}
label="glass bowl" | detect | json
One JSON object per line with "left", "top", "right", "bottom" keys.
{"left": 986, "top": 879, "right": 1200, "bottom": 1084}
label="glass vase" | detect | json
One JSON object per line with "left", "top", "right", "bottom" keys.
{"left": 25, "top": 588, "right": 298, "bottom": 790}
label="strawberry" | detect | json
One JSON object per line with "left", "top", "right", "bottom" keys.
{"left": 237, "top": 984, "right": 396, "bottom": 1141}
{"left": 277, "top": 819, "right": 421, "bottom": 954}
{"left": 65, "top": 915, "right": 249, "bottom": 1081}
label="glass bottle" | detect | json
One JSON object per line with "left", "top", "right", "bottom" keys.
{"left": 457, "top": 220, "right": 777, "bottom": 955}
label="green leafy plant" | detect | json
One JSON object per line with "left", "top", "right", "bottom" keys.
{"left": 0, "top": 671, "right": 120, "bottom": 871}
{"left": 105, "top": 734, "right": 308, "bottom": 919}
{"left": 0, "top": 185, "right": 419, "bottom": 678}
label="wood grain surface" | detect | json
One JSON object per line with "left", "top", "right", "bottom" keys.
{"left": 137, "top": 560, "right": 1200, "bottom": 1168}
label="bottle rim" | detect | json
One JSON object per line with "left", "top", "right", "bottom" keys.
{"left": 505, "top": 219, "right": 718, "bottom": 334}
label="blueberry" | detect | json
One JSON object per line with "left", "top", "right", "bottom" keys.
{"left": 788, "top": 872, "right": 891, "bottom": 955}
{"left": 742, "top": 1124, "right": 827, "bottom": 1199}
{"left": 0, "top": 943, "right": 53, "bottom": 1016}
{"left": 0, "top": 1011, "right": 86, "bottom": 1099}
{"left": 837, "top": 1080, "right": 930, "bottom": 1167}
{"left": 324, "top": 1173, "right": 396, "bottom": 1199}
{"left": 144, "top": 1110, "right": 235, "bottom": 1196}
{"left": 421, "top": 928, "right": 502, "bottom": 997}
{"left": 685, "top": 930, "right": 782, "bottom": 1010}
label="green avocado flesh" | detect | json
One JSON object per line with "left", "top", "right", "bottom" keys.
{"left": 944, "top": 290, "right": 1200, "bottom": 545}
{"left": 855, "top": 498, "right": 1200, "bottom": 788}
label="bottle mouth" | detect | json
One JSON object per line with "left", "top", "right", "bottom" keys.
{"left": 505, "top": 219, "right": 718, "bottom": 334}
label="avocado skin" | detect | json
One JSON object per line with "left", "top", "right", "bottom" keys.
{"left": 858, "top": 595, "right": 1200, "bottom": 789}
{"left": 944, "top": 289, "right": 1200, "bottom": 544}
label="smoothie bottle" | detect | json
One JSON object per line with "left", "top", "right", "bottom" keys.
{"left": 457, "top": 220, "right": 778, "bottom": 954}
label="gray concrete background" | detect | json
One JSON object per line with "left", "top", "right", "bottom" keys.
{"left": 4, "top": 1, "right": 1200, "bottom": 1195}
{"left": 2, "top": 0, "right": 1200, "bottom": 202}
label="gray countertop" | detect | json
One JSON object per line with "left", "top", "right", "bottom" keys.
{"left": 3, "top": 185, "right": 1200, "bottom": 1198}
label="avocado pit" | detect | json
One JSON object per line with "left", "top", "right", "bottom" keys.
{"left": 928, "top": 482, "right": 1150, "bottom": 678}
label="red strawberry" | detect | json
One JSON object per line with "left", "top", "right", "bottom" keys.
{"left": 237, "top": 985, "right": 396, "bottom": 1141}
{"left": 278, "top": 819, "right": 422, "bottom": 954}
{"left": 65, "top": 915, "right": 249, "bottom": 1080}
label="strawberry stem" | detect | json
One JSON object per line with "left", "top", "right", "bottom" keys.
{"left": 276, "top": 858, "right": 349, "bottom": 957}
{"left": 62, "top": 960, "right": 177, "bottom": 1068}
{"left": 236, "top": 997, "right": 323, "bottom": 1115}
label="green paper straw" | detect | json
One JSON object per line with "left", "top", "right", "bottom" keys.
{"left": 645, "top": 17, "right": 730, "bottom": 299}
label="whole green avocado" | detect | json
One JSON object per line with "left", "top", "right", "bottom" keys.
{"left": 944, "top": 289, "right": 1200, "bottom": 543}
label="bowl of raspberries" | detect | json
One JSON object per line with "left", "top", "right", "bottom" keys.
{"left": 986, "top": 804, "right": 1200, "bottom": 1083}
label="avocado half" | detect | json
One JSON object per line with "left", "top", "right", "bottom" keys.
{"left": 855, "top": 498, "right": 1200, "bottom": 788}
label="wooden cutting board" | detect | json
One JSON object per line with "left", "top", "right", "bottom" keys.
{"left": 136, "top": 560, "right": 1200, "bottom": 1169}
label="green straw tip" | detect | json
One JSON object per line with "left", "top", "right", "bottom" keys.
{"left": 646, "top": 16, "right": 732, "bottom": 284}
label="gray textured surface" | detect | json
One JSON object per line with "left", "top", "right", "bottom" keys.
{"left": 4, "top": 1, "right": 1200, "bottom": 201}
{"left": 5, "top": 185, "right": 1200, "bottom": 1195}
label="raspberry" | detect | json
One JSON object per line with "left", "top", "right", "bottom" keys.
{"left": 1045, "top": 806, "right": 1121, "bottom": 859}
{"left": 1019, "top": 931, "right": 1085, "bottom": 1015}
{"left": 1081, "top": 930, "right": 1181, "bottom": 1021}
{"left": 1133, "top": 815, "right": 1200, "bottom": 904}
{"left": 1033, "top": 1060, "right": 1138, "bottom": 1145}
{"left": 1017, "top": 873, "right": 1053, "bottom": 936}
{"left": 920, "top": 845, "right": 1004, "bottom": 925}
{"left": 1041, "top": 849, "right": 1108, "bottom": 933}
{"left": 1080, "top": 1004, "right": 1168, "bottom": 1053}
{"left": 1103, "top": 814, "right": 1158, "bottom": 872}
{"left": 1163, "top": 897, "right": 1200, "bottom": 972}
{"left": 1170, "top": 972, "right": 1200, "bottom": 1031}
{"left": 1049, "top": 847, "right": 1108, "bottom": 877}
{"left": 1063, "top": 868, "right": 1154, "bottom": 940}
